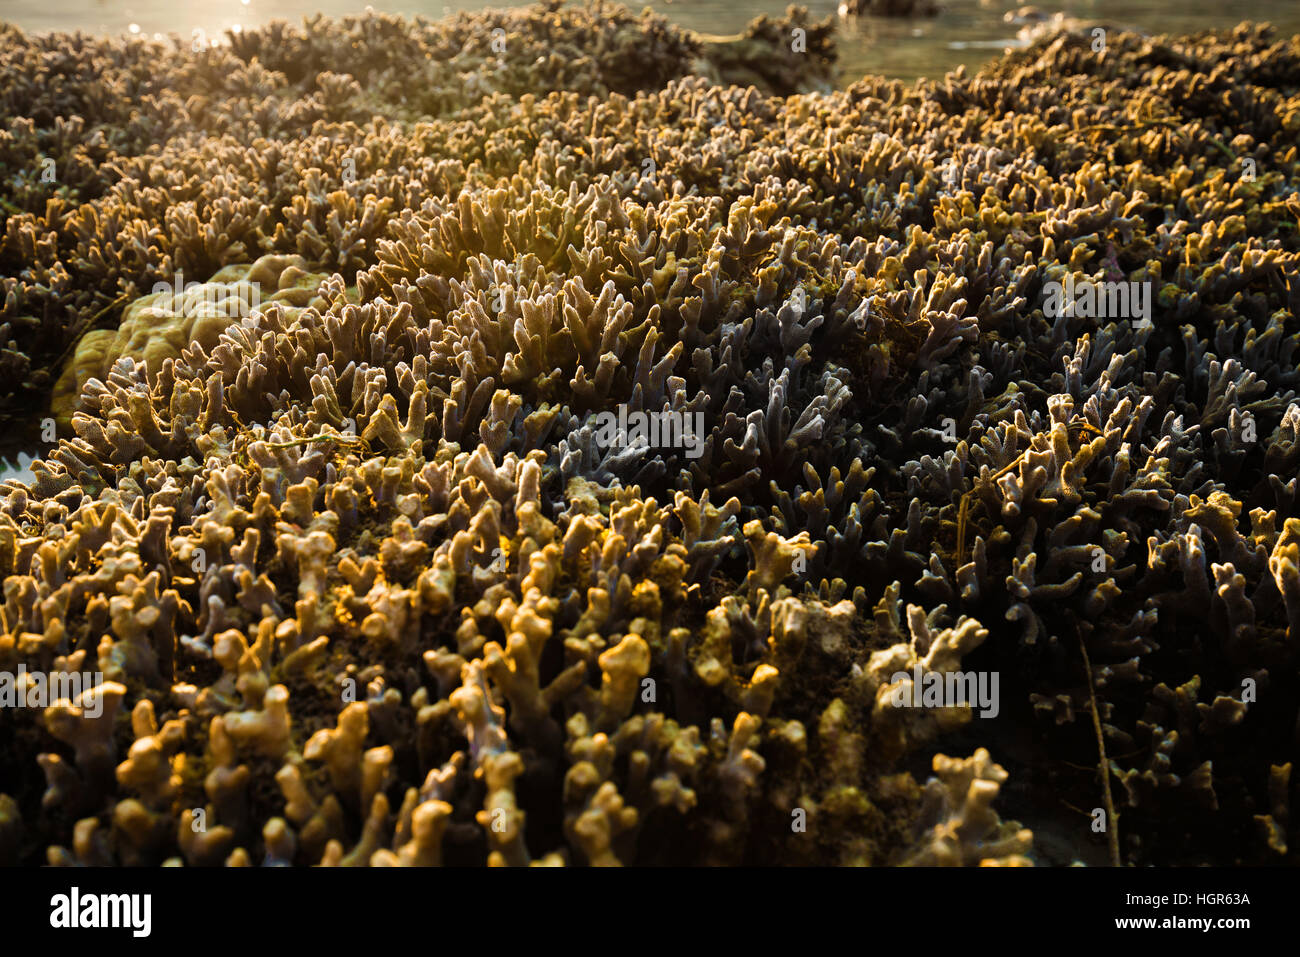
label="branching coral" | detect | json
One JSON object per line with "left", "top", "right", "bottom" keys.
{"left": 1, "top": 2, "right": 1299, "bottom": 866}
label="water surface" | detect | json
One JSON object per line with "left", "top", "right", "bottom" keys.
{"left": 4, "top": 0, "right": 1299, "bottom": 84}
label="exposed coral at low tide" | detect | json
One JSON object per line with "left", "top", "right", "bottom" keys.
{"left": 0, "top": 1, "right": 1298, "bottom": 866}
{"left": 50, "top": 255, "right": 347, "bottom": 428}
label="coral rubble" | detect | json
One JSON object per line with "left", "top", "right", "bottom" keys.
{"left": 0, "top": 1, "right": 1299, "bottom": 866}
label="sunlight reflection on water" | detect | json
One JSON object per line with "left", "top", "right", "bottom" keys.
{"left": 4, "top": 0, "right": 1299, "bottom": 84}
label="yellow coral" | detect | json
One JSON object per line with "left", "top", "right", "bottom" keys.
{"left": 51, "top": 255, "right": 340, "bottom": 427}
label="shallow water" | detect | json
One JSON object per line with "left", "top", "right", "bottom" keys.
{"left": 4, "top": 0, "right": 1300, "bottom": 84}
{"left": 0, "top": 452, "right": 39, "bottom": 487}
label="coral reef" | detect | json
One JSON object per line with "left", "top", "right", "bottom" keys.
{"left": 49, "top": 255, "right": 346, "bottom": 427}
{"left": 0, "top": 1, "right": 1299, "bottom": 866}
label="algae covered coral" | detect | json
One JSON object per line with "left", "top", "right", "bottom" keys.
{"left": 1, "top": 0, "right": 1299, "bottom": 867}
